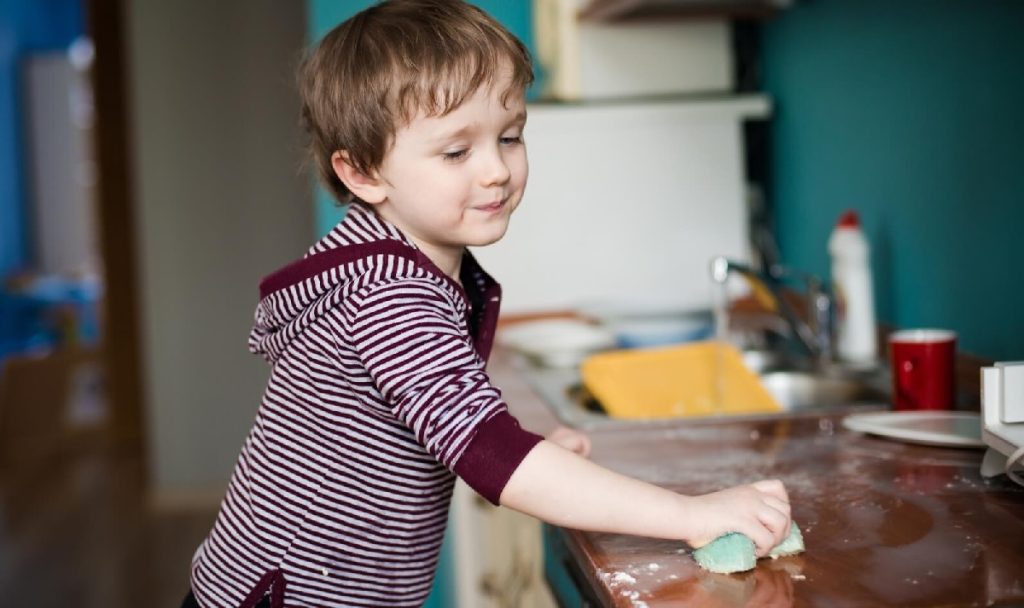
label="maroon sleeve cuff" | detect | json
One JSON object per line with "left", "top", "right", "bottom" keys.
{"left": 454, "top": 410, "right": 544, "bottom": 505}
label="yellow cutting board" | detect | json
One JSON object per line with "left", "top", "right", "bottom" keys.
{"left": 580, "top": 341, "right": 781, "bottom": 419}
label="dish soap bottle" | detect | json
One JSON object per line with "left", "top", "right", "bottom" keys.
{"left": 828, "top": 210, "right": 877, "bottom": 364}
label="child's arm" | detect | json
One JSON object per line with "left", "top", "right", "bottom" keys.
{"left": 499, "top": 440, "right": 791, "bottom": 556}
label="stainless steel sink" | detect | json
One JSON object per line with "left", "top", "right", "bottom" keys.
{"left": 519, "top": 353, "right": 891, "bottom": 430}
{"left": 758, "top": 370, "right": 889, "bottom": 410}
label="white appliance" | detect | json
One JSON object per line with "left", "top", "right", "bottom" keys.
{"left": 472, "top": 96, "right": 769, "bottom": 314}
{"left": 980, "top": 362, "right": 1024, "bottom": 486}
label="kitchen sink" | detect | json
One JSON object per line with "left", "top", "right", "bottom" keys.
{"left": 758, "top": 369, "right": 889, "bottom": 410}
{"left": 520, "top": 353, "right": 891, "bottom": 430}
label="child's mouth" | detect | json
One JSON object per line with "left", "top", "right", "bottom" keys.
{"left": 474, "top": 199, "right": 506, "bottom": 213}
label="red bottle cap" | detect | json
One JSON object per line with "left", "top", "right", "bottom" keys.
{"left": 837, "top": 210, "right": 860, "bottom": 228}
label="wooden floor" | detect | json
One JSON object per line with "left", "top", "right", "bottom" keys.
{"left": 0, "top": 444, "right": 217, "bottom": 607}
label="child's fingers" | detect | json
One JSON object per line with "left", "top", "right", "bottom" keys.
{"left": 743, "top": 519, "right": 777, "bottom": 556}
{"left": 754, "top": 507, "right": 789, "bottom": 555}
{"left": 576, "top": 433, "right": 592, "bottom": 458}
{"left": 546, "top": 426, "right": 572, "bottom": 441}
{"left": 564, "top": 434, "right": 589, "bottom": 457}
{"left": 751, "top": 479, "right": 789, "bottom": 504}
{"left": 547, "top": 427, "right": 591, "bottom": 457}
{"left": 756, "top": 500, "right": 791, "bottom": 547}
{"left": 762, "top": 495, "right": 791, "bottom": 519}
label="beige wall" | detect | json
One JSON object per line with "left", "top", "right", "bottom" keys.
{"left": 126, "top": 0, "right": 311, "bottom": 495}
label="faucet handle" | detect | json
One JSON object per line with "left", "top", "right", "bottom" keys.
{"left": 709, "top": 256, "right": 731, "bottom": 283}
{"left": 710, "top": 256, "right": 780, "bottom": 314}
{"left": 805, "top": 278, "right": 835, "bottom": 362}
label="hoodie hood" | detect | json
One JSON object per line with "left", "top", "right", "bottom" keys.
{"left": 248, "top": 204, "right": 499, "bottom": 364}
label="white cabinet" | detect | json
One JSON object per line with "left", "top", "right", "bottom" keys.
{"left": 472, "top": 95, "right": 770, "bottom": 315}
{"left": 450, "top": 481, "right": 557, "bottom": 608}
{"left": 534, "top": 0, "right": 734, "bottom": 100}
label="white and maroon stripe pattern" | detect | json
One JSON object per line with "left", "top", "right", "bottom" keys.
{"left": 190, "top": 205, "right": 542, "bottom": 607}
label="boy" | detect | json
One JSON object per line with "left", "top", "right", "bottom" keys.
{"left": 184, "top": 1, "right": 791, "bottom": 606}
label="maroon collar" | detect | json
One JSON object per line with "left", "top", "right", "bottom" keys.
{"left": 258, "top": 240, "right": 415, "bottom": 300}
{"left": 257, "top": 240, "right": 502, "bottom": 361}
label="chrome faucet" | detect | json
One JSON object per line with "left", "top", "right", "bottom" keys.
{"left": 710, "top": 256, "right": 834, "bottom": 364}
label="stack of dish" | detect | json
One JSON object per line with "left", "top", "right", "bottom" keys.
{"left": 498, "top": 319, "right": 617, "bottom": 368}
{"left": 579, "top": 302, "right": 714, "bottom": 349}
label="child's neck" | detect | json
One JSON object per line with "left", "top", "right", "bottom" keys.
{"left": 413, "top": 240, "right": 464, "bottom": 286}
{"left": 370, "top": 206, "right": 464, "bottom": 286}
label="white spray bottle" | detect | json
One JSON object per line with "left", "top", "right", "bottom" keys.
{"left": 828, "top": 210, "right": 877, "bottom": 364}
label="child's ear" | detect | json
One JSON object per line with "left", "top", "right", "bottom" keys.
{"left": 331, "top": 151, "right": 387, "bottom": 204}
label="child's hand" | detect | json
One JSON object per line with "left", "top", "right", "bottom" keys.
{"left": 682, "top": 479, "right": 791, "bottom": 557}
{"left": 546, "top": 426, "right": 591, "bottom": 458}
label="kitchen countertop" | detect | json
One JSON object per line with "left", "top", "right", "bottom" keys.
{"left": 489, "top": 345, "right": 1024, "bottom": 607}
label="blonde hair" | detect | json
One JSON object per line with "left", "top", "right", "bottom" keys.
{"left": 299, "top": 0, "right": 533, "bottom": 204}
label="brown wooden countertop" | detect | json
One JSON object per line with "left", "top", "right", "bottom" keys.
{"left": 488, "top": 344, "right": 1024, "bottom": 607}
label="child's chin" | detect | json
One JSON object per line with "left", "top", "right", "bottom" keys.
{"left": 467, "top": 223, "right": 511, "bottom": 247}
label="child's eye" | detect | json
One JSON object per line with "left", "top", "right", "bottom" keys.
{"left": 442, "top": 149, "right": 469, "bottom": 162}
{"left": 500, "top": 135, "right": 523, "bottom": 146}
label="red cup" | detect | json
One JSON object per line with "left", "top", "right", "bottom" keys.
{"left": 889, "top": 329, "right": 957, "bottom": 411}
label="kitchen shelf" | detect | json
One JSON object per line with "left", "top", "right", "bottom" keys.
{"left": 577, "top": 0, "right": 787, "bottom": 23}
{"left": 528, "top": 92, "right": 772, "bottom": 122}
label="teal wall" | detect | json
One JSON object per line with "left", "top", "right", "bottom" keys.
{"left": 307, "top": 1, "right": 376, "bottom": 237}
{"left": 305, "top": 4, "right": 538, "bottom": 604}
{"left": 308, "top": 0, "right": 536, "bottom": 237}
{"left": 762, "top": 0, "right": 1024, "bottom": 360}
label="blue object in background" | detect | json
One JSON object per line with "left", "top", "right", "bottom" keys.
{"left": 609, "top": 311, "right": 715, "bottom": 349}
{"left": 0, "top": 0, "right": 84, "bottom": 277}
{"left": 762, "top": 0, "right": 1024, "bottom": 360}
{"left": 0, "top": 0, "right": 88, "bottom": 359}
{"left": 0, "top": 291, "right": 51, "bottom": 358}
{"left": 0, "top": 275, "right": 101, "bottom": 360}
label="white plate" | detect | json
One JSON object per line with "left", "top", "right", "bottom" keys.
{"left": 498, "top": 319, "right": 617, "bottom": 368}
{"left": 842, "top": 411, "right": 985, "bottom": 449}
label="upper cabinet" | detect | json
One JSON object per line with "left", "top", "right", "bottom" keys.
{"left": 576, "top": 0, "right": 790, "bottom": 22}
{"left": 535, "top": 0, "right": 784, "bottom": 100}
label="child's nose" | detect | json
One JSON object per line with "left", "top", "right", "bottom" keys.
{"left": 479, "top": 149, "right": 511, "bottom": 186}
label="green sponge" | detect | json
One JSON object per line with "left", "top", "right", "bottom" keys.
{"left": 767, "top": 522, "right": 804, "bottom": 558}
{"left": 692, "top": 532, "right": 756, "bottom": 573}
{"left": 692, "top": 522, "right": 804, "bottom": 574}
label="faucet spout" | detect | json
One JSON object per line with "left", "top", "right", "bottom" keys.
{"left": 709, "top": 256, "right": 834, "bottom": 365}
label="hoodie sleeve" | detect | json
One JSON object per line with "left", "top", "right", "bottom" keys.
{"left": 341, "top": 277, "right": 542, "bottom": 505}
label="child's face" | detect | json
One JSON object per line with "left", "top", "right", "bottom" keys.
{"left": 371, "top": 72, "right": 528, "bottom": 268}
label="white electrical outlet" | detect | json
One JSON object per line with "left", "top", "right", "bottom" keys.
{"left": 981, "top": 363, "right": 1024, "bottom": 476}
{"left": 996, "top": 361, "right": 1024, "bottom": 424}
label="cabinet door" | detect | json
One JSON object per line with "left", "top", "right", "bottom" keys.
{"left": 450, "top": 481, "right": 557, "bottom": 608}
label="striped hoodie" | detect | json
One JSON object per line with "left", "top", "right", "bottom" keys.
{"left": 190, "top": 204, "right": 543, "bottom": 607}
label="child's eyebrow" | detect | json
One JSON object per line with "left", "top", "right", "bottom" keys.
{"left": 435, "top": 124, "right": 478, "bottom": 142}
{"left": 433, "top": 111, "right": 528, "bottom": 142}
